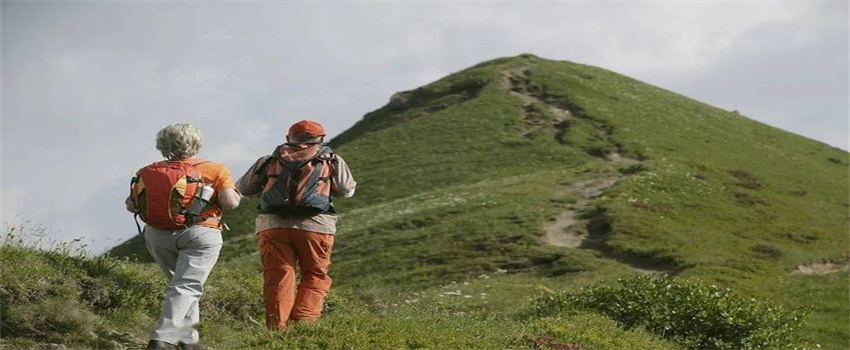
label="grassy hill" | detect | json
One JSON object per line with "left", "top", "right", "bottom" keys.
{"left": 3, "top": 54, "right": 848, "bottom": 349}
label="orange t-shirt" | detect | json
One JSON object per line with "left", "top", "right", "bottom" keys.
{"left": 191, "top": 159, "right": 236, "bottom": 229}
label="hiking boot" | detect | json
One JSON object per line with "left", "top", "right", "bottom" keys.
{"left": 178, "top": 342, "right": 209, "bottom": 350}
{"left": 147, "top": 340, "right": 179, "bottom": 350}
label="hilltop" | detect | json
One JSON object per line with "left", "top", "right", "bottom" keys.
{"left": 4, "top": 54, "right": 848, "bottom": 349}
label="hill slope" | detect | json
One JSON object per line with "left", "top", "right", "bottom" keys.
{"left": 8, "top": 54, "right": 847, "bottom": 349}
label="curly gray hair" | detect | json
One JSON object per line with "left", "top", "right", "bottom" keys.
{"left": 156, "top": 124, "right": 204, "bottom": 160}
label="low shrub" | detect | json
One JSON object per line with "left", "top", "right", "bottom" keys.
{"left": 530, "top": 276, "right": 808, "bottom": 350}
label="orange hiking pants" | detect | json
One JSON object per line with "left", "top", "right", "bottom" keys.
{"left": 257, "top": 228, "right": 334, "bottom": 330}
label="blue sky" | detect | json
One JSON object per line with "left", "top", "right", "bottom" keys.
{"left": 2, "top": 1, "right": 847, "bottom": 253}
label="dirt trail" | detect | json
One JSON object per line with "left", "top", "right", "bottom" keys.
{"left": 607, "top": 151, "right": 642, "bottom": 166}
{"left": 542, "top": 178, "right": 619, "bottom": 249}
{"left": 501, "top": 67, "right": 575, "bottom": 123}
{"left": 540, "top": 174, "right": 673, "bottom": 277}
{"left": 792, "top": 261, "right": 850, "bottom": 275}
{"left": 501, "top": 66, "right": 671, "bottom": 276}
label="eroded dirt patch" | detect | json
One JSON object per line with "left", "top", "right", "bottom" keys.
{"left": 541, "top": 177, "right": 676, "bottom": 277}
{"left": 501, "top": 67, "right": 575, "bottom": 133}
{"left": 792, "top": 261, "right": 850, "bottom": 275}
{"left": 542, "top": 178, "right": 619, "bottom": 249}
{"left": 542, "top": 210, "right": 583, "bottom": 248}
{"left": 608, "top": 151, "right": 641, "bottom": 166}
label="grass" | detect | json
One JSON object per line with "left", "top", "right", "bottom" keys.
{"left": 1, "top": 230, "right": 677, "bottom": 350}
{"left": 4, "top": 54, "right": 847, "bottom": 349}
{"left": 0, "top": 226, "right": 162, "bottom": 349}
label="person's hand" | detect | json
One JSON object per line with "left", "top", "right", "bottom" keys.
{"left": 125, "top": 196, "right": 138, "bottom": 213}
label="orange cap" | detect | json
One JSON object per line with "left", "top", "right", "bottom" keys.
{"left": 288, "top": 120, "right": 326, "bottom": 137}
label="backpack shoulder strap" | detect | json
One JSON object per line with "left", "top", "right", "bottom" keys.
{"left": 315, "top": 144, "right": 337, "bottom": 163}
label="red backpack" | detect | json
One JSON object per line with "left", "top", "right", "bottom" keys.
{"left": 130, "top": 159, "right": 211, "bottom": 233}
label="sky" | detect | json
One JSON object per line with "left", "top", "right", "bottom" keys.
{"left": 2, "top": 1, "right": 848, "bottom": 254}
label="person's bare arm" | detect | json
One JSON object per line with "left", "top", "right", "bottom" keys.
{"left": 217, "top": 188, "right": 241, "bottom": 211}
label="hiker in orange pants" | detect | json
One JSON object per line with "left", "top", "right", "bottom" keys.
{"left": 235, "top": 120, "right": 356, "bottom": 330}
{"left": 258, "top": 228, "right": 334, "bottom": 327}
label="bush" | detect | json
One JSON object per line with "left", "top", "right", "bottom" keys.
{"left": 530, "top": 276, "right": 807, "bottom": 350}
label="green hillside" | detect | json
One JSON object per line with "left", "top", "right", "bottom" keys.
{"left": 4, "top": 54, "right": 848, "bottom": 349}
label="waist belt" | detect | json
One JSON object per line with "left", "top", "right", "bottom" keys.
{"left": 198, "top": 217, "right": 229, "bottom": 230}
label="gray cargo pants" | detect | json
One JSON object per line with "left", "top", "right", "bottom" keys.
{"left": 144, "top": 225, "right": 223, "bottom": 345}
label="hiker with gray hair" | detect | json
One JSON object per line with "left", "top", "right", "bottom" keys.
{"left": 126, "top": 123, "right": 241, "bottom": 350}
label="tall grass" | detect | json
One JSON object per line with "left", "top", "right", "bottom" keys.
{"left": 0, "top": 221, "right": 161, "bottom": 349}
